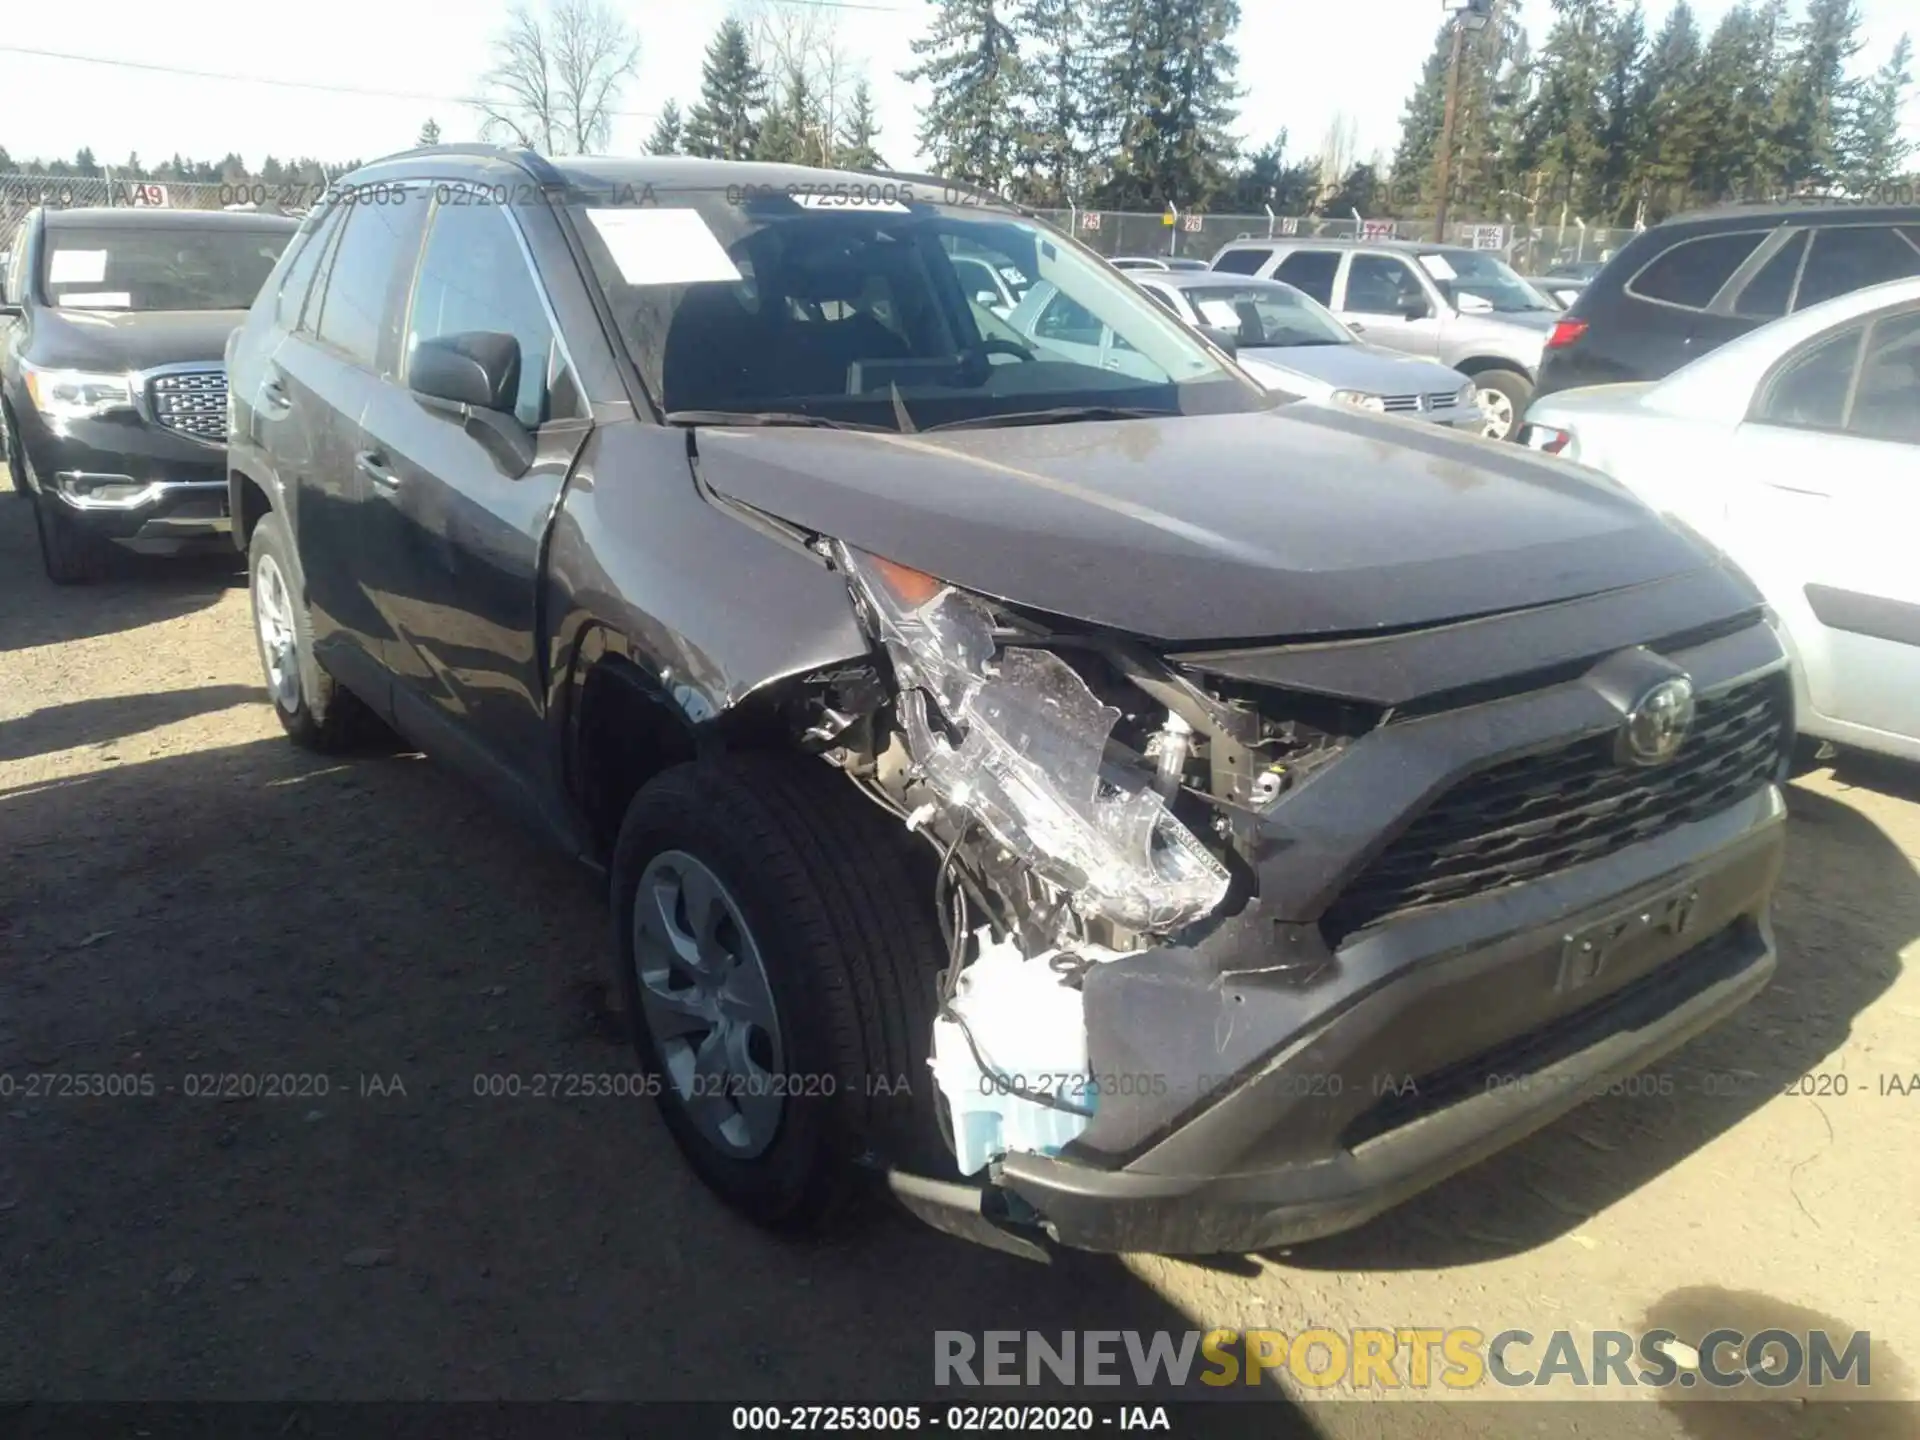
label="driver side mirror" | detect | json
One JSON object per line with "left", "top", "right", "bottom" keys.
{"left": 1196, "top": 323, "right": 1238, "bottom": 358}
{"left": 409, "top": 331, "right": 536, "bottom": 476}
{"left": 411, "top": 331, "right": 521, "bottom": 413}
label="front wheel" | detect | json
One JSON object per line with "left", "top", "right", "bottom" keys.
{"left": 610, "top": 755, "right": 947, "bottom": 1233}
{"left": 247, "top": 510, "right": 378, "bottom": 751}
{"left": 1471, "top": 368, "right": 1533, "bottom": 442}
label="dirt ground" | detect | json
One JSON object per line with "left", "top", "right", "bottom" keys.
{"left": 2, "top": 479, "right": 1916, "bottom": 1437}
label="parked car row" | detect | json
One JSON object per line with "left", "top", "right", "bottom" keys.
{"left": 8, "top": 150, "right": 1902, "bottom": 1265}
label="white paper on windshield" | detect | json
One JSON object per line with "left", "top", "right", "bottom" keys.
{"left": 1417, "top": 254, "right": 1458, "bottom": 281}
{"left": 58, "top": 291, "right": 132, "bottom": 309}
{"left": 793, "top": 192, "right": 910, "bottom": 214}
{"left": 49, "top": 249, "right": 108, "bottom": 284}
{"left": 585, "top": 208, "right": 742, "bottom": 286}
{"left": 1196, "top": 298, "right": 1243, "bottom": 329}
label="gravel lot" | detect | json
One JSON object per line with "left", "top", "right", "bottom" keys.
{"left": 1, "top": 477, "right": 1916, "bottom": 1435}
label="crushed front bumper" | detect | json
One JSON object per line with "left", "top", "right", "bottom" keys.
{"left": 977, "top": 618, "right": 1791, "bottom": 1255}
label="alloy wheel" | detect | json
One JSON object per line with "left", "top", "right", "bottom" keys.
{"left": 1476, "top": 386, "right": 1516, "bottom": 440}
{"left": 253, "top": 552, "right": 302, "bottom": 714}
{"left": 632, "top": 849, "right": 786, "bottom": 1159}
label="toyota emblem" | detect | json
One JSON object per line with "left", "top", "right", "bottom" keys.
{"left": 1620, "top": 676, "right": 1696, "bottom": 767}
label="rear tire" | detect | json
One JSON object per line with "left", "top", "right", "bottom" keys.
{"left": 32, "top": 491, "right": 113, "bottom": 584}
{"left": 1472, "top": 368, "right": 1533, "bottom": 442}
{"left": 610, "top": 755, "right": 947, "bottom": 1234}
{"left": 247, "top": 509, "right": 377, "bottom": 751}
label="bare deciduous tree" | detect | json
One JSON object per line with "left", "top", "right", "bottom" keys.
{"left": 742, "top": 0, "right": 856, "bottom": 167}
{"left": 476, "top": 0, "right": 640, "bottom": 156}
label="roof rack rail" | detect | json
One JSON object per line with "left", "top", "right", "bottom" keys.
{"left": 357, "top": 144, "right": 566, "bottom": 188}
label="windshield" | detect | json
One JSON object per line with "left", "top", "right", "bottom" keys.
{"left": 39, "top": 225, "right": 293, "bottom": 312}
{"left": 567, "top": 185, "right": 1267, "bottom": 430}
{"left": 1420, "top": 251, "right": 1555, "bottom": 313}
{"left": 1175, "top": 281, "right": 1353, "bottom": 348}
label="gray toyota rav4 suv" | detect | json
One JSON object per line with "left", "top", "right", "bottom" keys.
{"left": 226, "top": 146, "right": 1792, "bottom": 1256}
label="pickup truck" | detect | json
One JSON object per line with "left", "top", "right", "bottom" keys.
{"left": 226, "top": 146, "right": 1793, "bottom": 1257}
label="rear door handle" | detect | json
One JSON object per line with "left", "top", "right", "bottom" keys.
{"left": 356, "top": 449, "right": 401, "bottom": 488}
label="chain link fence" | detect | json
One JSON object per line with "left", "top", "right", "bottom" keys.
{"left": 0, "top": 173, "right": 1638, "bottom": 281}
{"left": 0, "top": 175, "right": 311, "bottom": 237}
{"left": 1036, "top": 208, "right": 1641, "bottom": 276}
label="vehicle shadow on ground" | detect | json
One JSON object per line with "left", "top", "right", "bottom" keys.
{"left": 0, "top": 490, "right": 240, "bottom": 654}
{"left": 0, "top": 685, "right": 265, "bottom": 764}
{"left": 1257, "top": 779, "right": 1912, "bottom": 1272}
{"left": 0, "top": 734, "right": 1248, "bottom": 1404}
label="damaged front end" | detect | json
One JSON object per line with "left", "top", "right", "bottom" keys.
{"left": 798, "top": 542, "right": 1360, "bottom": 1178}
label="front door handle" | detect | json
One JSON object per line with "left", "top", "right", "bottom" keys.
{"left": 356, "top": 449, "right": 401, "bottom": 488}
{"left": 260, "top": 377, "right": 292, "bottom": 412}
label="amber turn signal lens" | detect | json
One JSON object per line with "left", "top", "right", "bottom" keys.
{"left": 869, "top": 555, "right": 944, "bottom": 606}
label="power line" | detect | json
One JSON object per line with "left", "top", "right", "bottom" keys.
{"left": 0, "top": 2, "right": 916, "bottom": 123}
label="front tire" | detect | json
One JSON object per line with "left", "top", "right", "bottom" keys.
{"left": 247, "top": 509, "right": 376, "bottom": 751}
{"left": 32, "top": 491, "right": 113, "bottom": 584}
{"left": 610, "top": 755, "right": 947, "bottom": 1233}
{"left": 3, "top": 402, "right": 30, "bottom": 499}
{"left": 1472, "top": 368, "right": 1533, "bottom": 442}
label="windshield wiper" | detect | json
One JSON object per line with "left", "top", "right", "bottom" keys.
{"left": 922, "top": 405, "right": 1170, "bottom": 433}
{"left": 664, "top": 409, "right": 895, "bottom": 433}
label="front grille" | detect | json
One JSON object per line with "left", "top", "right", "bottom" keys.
{"left": 1381, "top": 393, "right": 1423, "bottom": 413}
{"left": 1427, "top": 390, "right": 1461, "bottom": 410}
{"left": 147, "top": 368, "right": 227, "bottom": 442}
{"left": 1321, "top": 673, "right": 1790, "bottom": 943}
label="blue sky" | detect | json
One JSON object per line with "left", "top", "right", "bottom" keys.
{"left": 0, "top": 0, "right": 1913, "bottom": 183}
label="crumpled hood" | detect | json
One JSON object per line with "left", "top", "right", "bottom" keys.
{"left": 26, "top": 307, "right": 242, "bottom": 372}
{"left": 692, "top": 404, "right": 1718, "bottom": 644}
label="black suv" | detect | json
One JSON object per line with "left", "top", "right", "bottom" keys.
{"left": 0, "top": 206, "right": 298, "bottom": 581}
{"left": 1534, "top": 203, "right": 1920, "bottom": 398}
{"left": 227, "top": 146, "right": 1791, "bottom": 1256}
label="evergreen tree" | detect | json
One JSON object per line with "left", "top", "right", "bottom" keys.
{"left": 647, "top": 100, "right": 684, "bottom": 156}
{"left": 684, "top": 19, "right": 768, "bottom": 161}
{"left": 1010, "top": 0, "right": 1091, "bottom": 205}
{"left": 1228, "top": 132, "right": 1319, "bottom": 214}
{"left": 901, "top": 0, "right": 1022, "bottom": 192}
{"left": 124, "top": 152, "right": 145, "bottom": 179}
{"left": 1596, "top": 2, "right": 1648, "bottom": 222}
{"left": 1775, "top": 0, "right": 1865, "bottom": 189}
{"left": 1840, "top": 33, "right": 1915, "bottom": 190}
{"left": 1325, "top": 162, "right": 1382, "bottom": 217}
{"left": 1392, "top": 1, "right": 1530, "bottom": 220}
{"left": 1694, "top": 1, "right": 1790, "bottom": 203}
{"left": 1085, "top": 0, "right": 1242, "bottom": 210}
{"left": 1635, "top": 1, "right": 1710, "bottom": 213}
{"left": 755, "top": 70, "right": 827, "bottom": 165}
{"left": 74, "top": 147, "right": 101, "bottom": 177}
{"left": 418, "top": 118, "right": 443, "bottom": 147}
{"left": 1523, "top": 0, "right": 1613, "bottom": 218}
{"left": 836, "top": 80, "right": 886, "bottom": 169}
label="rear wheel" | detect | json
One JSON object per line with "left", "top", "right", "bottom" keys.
{"left": 248, "top": 509, "right": 377, "bottom": 751}
{"left": 610, "top": 755, "right": 947, "bottom": 1233}
{"left": 32, "top": 491, "right": 113, "bottom": 584}
{"left": 1471, "top": 368, "right": 1533, "bottom": 442}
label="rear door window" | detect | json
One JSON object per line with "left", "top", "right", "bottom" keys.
{"left": 1212, "top": 247, "right": 1273, "bottom": 276}
{"left": 1794, "top": 225, "right": 1920, "bottom": 310}
{"left": 1847, "top": 309, "right": 1920, "bottom": 444}
{"left": 1755, "top": 323, "right": 1866, "bottom": 431}
{"left": 1732, "top": 231, "right": 1808, "bottom": 320}
{"left": 310, "top": 190, "right": 429, "bottom": 375}
{"left": 1273, "top": 250, "right": 1340, "bottom": 305}
{"left": 275, "top": 206, "right": 345, "bottom": 331}
{"left": 1343, "top": 255, "right": 1428, "bottom": 315}
{"left": 1627, "top": 231, "right": 1766, "bottom": 309}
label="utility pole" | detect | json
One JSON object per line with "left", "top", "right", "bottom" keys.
{"left": 1433, "top": 0, "right": 1493, "bottom": 244}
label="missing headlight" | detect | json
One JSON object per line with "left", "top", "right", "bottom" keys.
{"left": 834, "top": 543, "right": 1230, "bottom": 936}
